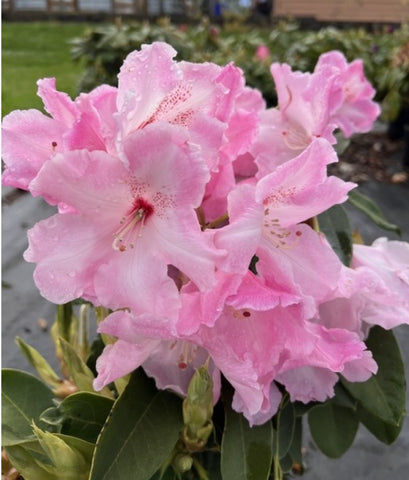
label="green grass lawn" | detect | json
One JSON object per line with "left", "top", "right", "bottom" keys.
{"left": 2, "top": 22, "right": 91, "bottom": 117}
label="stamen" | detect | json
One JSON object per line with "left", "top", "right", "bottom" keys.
{"left": 112, "top": 197, "right": 153, "bottom": 252}
{"left": 262, "top": 212, "right": 301, "bottom": 250}
{"left": 177, "top": 342, "right": 198, "bottom": 370}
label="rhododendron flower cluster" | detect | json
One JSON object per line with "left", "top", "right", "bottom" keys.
{"left": 3, "top": 42, "right": 409, "bottom": 426}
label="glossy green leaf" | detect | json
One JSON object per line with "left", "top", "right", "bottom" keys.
{"left": 317, "top": 204, "right": 353, "bottom": 265}
{"left": 89, "top": 369, "right": 183, "bottom": 480}
{"left": 348, "top": 189, "right": 401, "bottom": 234}
{"left": 40, "top": 392, "right": 114, "bottom": 443}
{"left": 331, "top": 382, "right": 358, "bottom": 409}
{"left": 221, "top": 397, "right": 273, "bottom": 480}
{"left": 1, "top": 369, "right": 54, "bottom": 446}
{"left": 15, "top": 336, "right": 62, "bottom": 390}
{"left": 308, "top": 402, "right": 359, "bottom": 458}
{"left": 341, "top": 326, "right": 406, "bottom": 427}
{"left": 356, "top": 404, "right": 403, "bottom": 445}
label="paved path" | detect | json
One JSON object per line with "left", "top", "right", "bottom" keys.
{"left": 2, "top": 179, "right": 409, "bottom": 479}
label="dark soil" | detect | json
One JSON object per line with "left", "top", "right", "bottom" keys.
{"left": 330, "top": 131, "right": 406, "bottom": 183}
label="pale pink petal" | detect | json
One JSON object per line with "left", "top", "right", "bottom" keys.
{"left": 227, "top": 271, "right": 300, "bottom": 311}
{"left": 341, "top": 351, "right": 378, "bottom": 382}
{"left": 318, "top": 297, "right": 365, "bottom": 338}
{"left": 37, "top": 77, "right": 78, "bottom": 126}
{"left": 97, "top": 310, "right": 222, "bottom": 402}
{"left": 24, "top": 214, "right": 113, "bottom": 304}
{"left": 258, "top": 224, "right": 343, "bottom": 307}
{"left": 214, "top": 183, "right": 263, "bottom": 274}
{"left": 116, "top": 42, "right": 179, "bottom": 134}
{"left": 93, "top": 339, "right": 159, "bottom": 391}
{"left": 2, "top": 109, "right": 65, "bottom": 189}
{"left": 122, "top": 123, "right": 209, "bottom": 207}
{"left": 29, "top": 149, "right": 130, "bottom": 215}
{"left": 98, "top": 310, "right": 175, "bottom": 341}
{"left": 315, "top": 51, "right": 380, "bottom": 136}
{"left": 201, "top": 162, "right": 235, "bottom": 222}
{"left": 177, "top": 273, "right": 243, "bottom": 335}
{"left": 256, "top": 138, "right": 355, "bottom": 227}
{"left": 277, "top": 367, "right": 338, "bottom": 403}
{"left": 270, "top": 62, "right": 337, "bottom": 144}
{"left": 352, "top": 238, "right": 409, "bottom": 328}
{"left": 94, "top": 244, "right": 181, "bottom": 318}
{"left": 252, "top": 108, "right": 296, "bottom": 174}
{"left": 64, "top": 94, "right": 108, "bottom": 151}
{"left": 143, "top": 341, "right": 221, "bottom": 403}
{"left": 86, "top": 84, "right": 118, "bottom": 154}
{"left": 232, "top": 378, "right": 282, "bottom": 426}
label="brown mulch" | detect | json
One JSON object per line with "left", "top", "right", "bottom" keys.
{"left": 329, "top": 131, "right": 406, "bottom": 184}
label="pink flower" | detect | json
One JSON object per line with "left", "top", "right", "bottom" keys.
{"left": 316, "top": 238, "right": 409, "bottom": 352}
{"left": 94, "top": 270, "right": 374, "bottom": 426}
{"left": 315, "top": 51, "right": 381, "bottom": 137}
{"left": 255, "top": 44, "right": 270, "bottom": 61}
{"left": 24, "top": 125, "right": 220, "bottom": 315}
{"left": 2, "top": 78, "right": 117, "bottom": 191}
{"left": 93, "top": 314, "right": 222, "bottom": 404}
{"left": 350, "top": 238, "right": 409, "bottom": 329}
{"left": 115, "top": 43, "right": 261, "bottom": 172}
{"left": 251, "top": 51, "right": 379, "bottom": 172}
{"left": 2, "top": 42, "right": 261, "bottom": 207}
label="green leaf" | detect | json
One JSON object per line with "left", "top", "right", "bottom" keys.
{"left": 317, "top": 204, "right": 353, "bottom": 265}
{"left": 89, "top": 369, "right": 183, "bottom": 480}
{"left": 274, "top": 399, "right": 295, "bottom": 459}
{"left": 331, "top": 382, "right": 358, "bottom": 409}
{"left": 308, "top": 401, "right": 359, "bottom": 458}
{"left": 380, "top": 89, "right": 402, "bottom": 122}
{"left": 1, "top": 369, "right": 54, "bottom": 446}
{"left": 287, "top": 417, "right": 304, "bottom": 473}
{"left": 5, "top": 429, "right": 94, "bottom": 480}
{"left": 149, "top": 466, "right": 179, "bottom": 480}
{"left": 356, "top": 404, "right": 403, "bottom": 445}
{"left": 40, "top": 392, "right": 114, "bottom": 443}
{"left": 56, "top": 303, "right": 76, "bottom": 344}
{"left": 221, "top": 396, "right": 273, "bottom": 480}
{"left": 5, "top": 442, "right": 59, "bottom": 480}
{"left": 341, "top": 326, "right": 406, "bottom": 427}
{"left": 33, "top": 425, "right": 94, "bottom": 478}
{"left": 293, "top": 401, "right": 317, "bottom": 417}
{"left": 58, "top": 337, "right": 112, "bottom": 398}
{"left": 348, "top": 189, "right": 401, "bottom": 234}
{"left": 278, "top": 453, "right": 293, "bottom": 474}
{"left": 15, "top": 336, "right": 62, "bottom": 390}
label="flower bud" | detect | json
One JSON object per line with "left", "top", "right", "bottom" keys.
{"left": 173, "top": 453, "right": 193, "bottom": 473}
{"left": 182, "top": 366, "right": 214, "bottom": 452}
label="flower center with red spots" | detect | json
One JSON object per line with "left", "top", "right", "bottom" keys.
{"left": 112, "top": 197, "right": 154, "bottom": 252}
